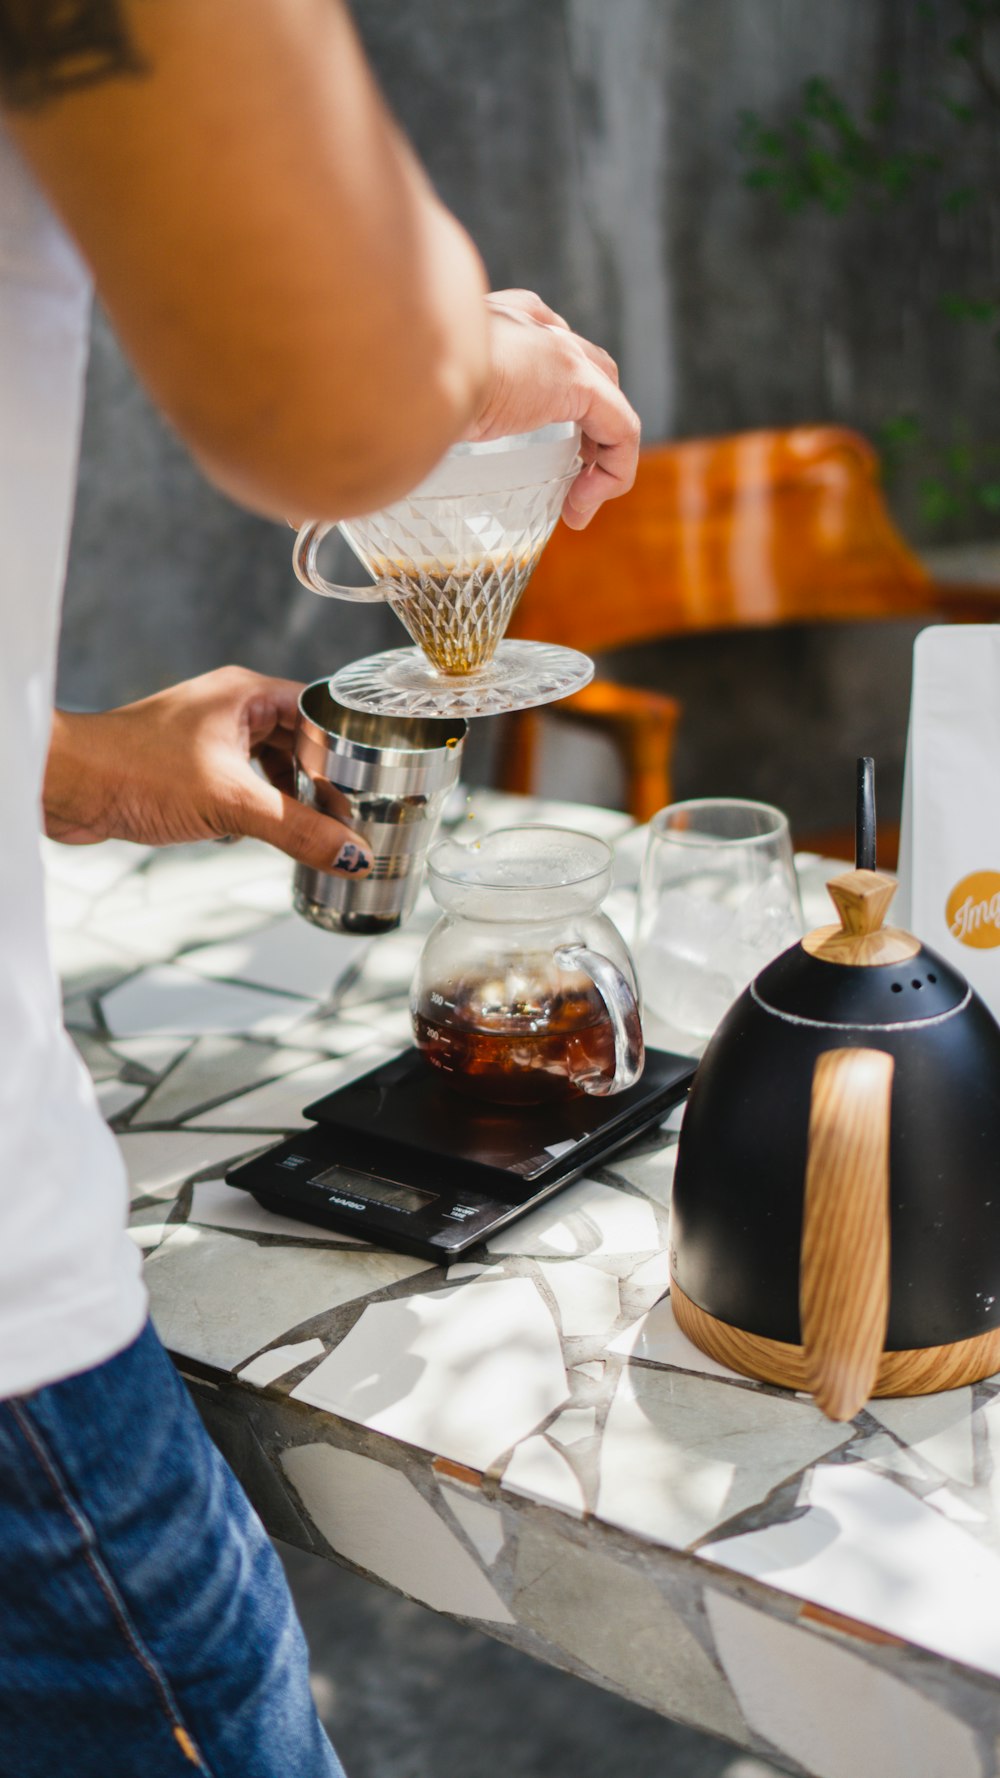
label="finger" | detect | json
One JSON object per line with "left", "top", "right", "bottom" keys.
{"left": 256, "top": 746, "right": 296, "bottom": 797}
{"left": 488, "top": 288, "right": 571, "bottom": 330}
{"left": 241, "top": 676, "right": 306, "bottom": 746}
{"left": 571, "top": 335, "right": 620, "bottom": 386}
{"left": 562, "top": 459, "right": 637, "bottom": 530}
{"left": 251, "top": 726, "right": 296, "bottom": 759}
{"left": 561, "top": 464, "right": 609, "bottom": 530}
{"left": 231, "top": 774, "right": 373, "bottom": 875}
{"left": 562, "top": 382, "right": 641, "bottom": 525}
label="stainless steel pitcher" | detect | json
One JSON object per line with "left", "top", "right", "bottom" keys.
{"left": 292, "top": 680, "right": 467, "bottom": 936}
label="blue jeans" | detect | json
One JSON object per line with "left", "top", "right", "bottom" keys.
{"left": 0, "top": 1319, "right": 345, "bottom": 1777}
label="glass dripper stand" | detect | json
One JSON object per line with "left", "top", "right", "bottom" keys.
{"left": 292, "top": 423, "right": 594, "bottom": 719}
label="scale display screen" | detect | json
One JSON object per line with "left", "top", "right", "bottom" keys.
{"left": 310, "top": 1166, "right": 438, "bottom": 1216}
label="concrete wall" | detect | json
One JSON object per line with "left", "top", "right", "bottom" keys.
{"left": 60, "top": 0, "right": 988, "bottom": 831}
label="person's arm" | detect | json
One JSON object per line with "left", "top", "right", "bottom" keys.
{"left": 18, "top": 5, "right": 643, "bottom": 875}
{"left": 2, "top": 3, "right": 641, "bottom": 531}
{"left": 1, "top": 0, "right": 490, "bottom": 521}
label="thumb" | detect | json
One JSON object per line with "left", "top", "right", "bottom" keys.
{"left": 235, "top": 777, "right": 373, "bottom": 876}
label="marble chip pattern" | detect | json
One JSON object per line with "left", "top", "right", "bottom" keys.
{"left": 130, "top": 1034, "right": 324, "bottom": 1128}
{"left": 144, "top": 1226, "right": 431, "bottom": 1371}
{"left": 44, "top": 802, "right": 1000, "bottom": 1778}
{"left": 290, "top": 1276, "right": 571, "bottom": 1472}
{"left": 281, "top": 1443, "right": 515, "bottom": 1623}
{"left": 705, "top": 1591, "right": 983, "bottom": 1778}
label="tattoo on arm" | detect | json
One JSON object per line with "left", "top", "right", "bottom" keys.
{"left": 0, "top": 0, "right": 145, "bottom": 110}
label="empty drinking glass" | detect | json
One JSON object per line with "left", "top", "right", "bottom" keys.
{"left": 634, "top": 798, "right": 803, "bottom": 1042}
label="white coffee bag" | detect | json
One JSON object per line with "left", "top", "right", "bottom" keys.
{"left": 897, "top": 625, "right": 1000, "bottom": 1019}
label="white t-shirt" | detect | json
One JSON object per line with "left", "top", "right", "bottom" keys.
{"left": 0, "top": 129, "right": 146, "bottom": 1398}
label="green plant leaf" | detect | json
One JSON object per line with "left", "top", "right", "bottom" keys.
{"left": 920, "top": 478, "right": 965, "bottom": 524}
{"left": 945, "top": 184, "right": 978, "bottom": 212}
{"left": 880, "top": 415, "right": 923, "bottom": 447}
{"left": 758, "top": 131, "right": 786, "bottom": 159}
{"left": 941, "top": 97, "right": 977, "bottom": 123}
{"left": 940, "top": 293, "right": 999, "bottom": 322}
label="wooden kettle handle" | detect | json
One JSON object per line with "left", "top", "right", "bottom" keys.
{"left": 800, "top": 1048, "right": 894, "bottom": 1421}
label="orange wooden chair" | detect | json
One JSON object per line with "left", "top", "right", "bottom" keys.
{"left": 499, "top": 425, "right": 997, "bottom": 847}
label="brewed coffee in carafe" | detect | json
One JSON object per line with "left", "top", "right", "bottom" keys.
{"left": 410, "top": 826, "right": 645, "bottom": 1107}
{"left": 412, "top": 962, "right": 619, "bottom": 1106}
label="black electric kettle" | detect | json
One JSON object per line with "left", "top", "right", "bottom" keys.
{"left": 670, "top": 761, "right": 1000, "bottom": 1421}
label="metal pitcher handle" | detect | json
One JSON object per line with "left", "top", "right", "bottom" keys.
{"left": 292, "top": 520, "right": 392, "bottom": 603}
{"left": 555, "top": 944, "right": 645, "bottom": 1096}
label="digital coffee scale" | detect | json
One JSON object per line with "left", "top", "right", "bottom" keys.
{"left": 226, "top": 1046, "right": 696, "bottom": 1261}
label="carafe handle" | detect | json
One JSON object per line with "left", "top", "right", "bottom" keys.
{"left": 800, "top": 1046, "right": 894, "bottom": 1420}
{"left": 293, "top": 521, "right": 393, "bottom": 602}
{"left": 555, "top": 944, "right": 645, "bottom": 1096}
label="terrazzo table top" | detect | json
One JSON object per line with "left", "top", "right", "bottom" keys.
{"left": 47, "top": 790, "right": 1000, "bottom": 1778}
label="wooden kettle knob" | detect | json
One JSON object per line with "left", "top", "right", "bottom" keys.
{"left": 800, "top": 1047, "right": 894, "bottom": 1421}
{"left": 802, "top": 869, "right": 920, "bottom": 968}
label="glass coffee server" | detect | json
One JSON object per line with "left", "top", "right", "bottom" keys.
{"left": 292, "top": 423, "right": 594, "bottom": 719}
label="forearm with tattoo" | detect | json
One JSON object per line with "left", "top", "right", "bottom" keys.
{"left": 0, "top": 0, "right": 144, "bottom": 109}
{"left": 0, "top": 0, "right": 494, "bottom": 521}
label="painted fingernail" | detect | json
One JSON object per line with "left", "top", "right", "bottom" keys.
{"left": 332, "top": 841, "right": 373, "bottom": 876}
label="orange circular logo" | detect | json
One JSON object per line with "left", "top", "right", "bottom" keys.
{"left": 946, "top": 871, "right": 1000, "bottom": 949}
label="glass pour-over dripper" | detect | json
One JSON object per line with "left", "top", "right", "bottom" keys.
{"left": 292, "top": 424, "right": 594, "bottom": 719}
